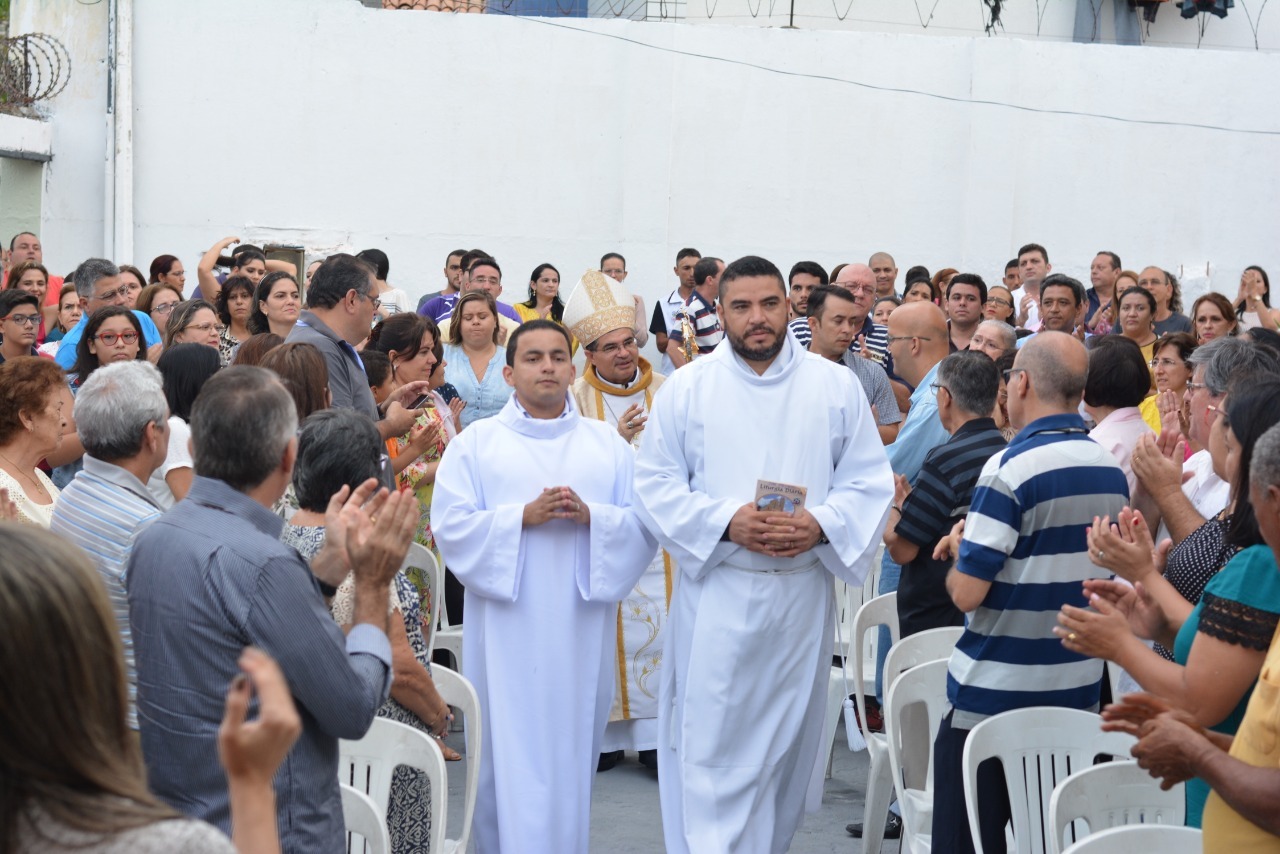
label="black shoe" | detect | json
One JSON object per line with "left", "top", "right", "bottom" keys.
{"left": 596, "top": 750, "right": 624, "bottom": 772}
{"left": 638, "top": 749, "right": 658, "bottom": 770}
{"left": 845, "top": 814, "right": 902, "bottom": 839}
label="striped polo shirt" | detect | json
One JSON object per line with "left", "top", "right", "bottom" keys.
{"left": 946, "top": 412, "right": 1129, "bottom": 728}
{"left": 667, "top": 290, "right": 723, "bottom": 356}
{"left": 50, "top": 455, "right": 164, "bottom": 730}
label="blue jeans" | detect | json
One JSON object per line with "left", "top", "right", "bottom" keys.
{"left": 874, "top": 551, "right": 900, "bottom": 704}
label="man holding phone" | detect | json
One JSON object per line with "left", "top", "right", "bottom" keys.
{"left": 288, "top": 253, "right": 427, "bottom": 439}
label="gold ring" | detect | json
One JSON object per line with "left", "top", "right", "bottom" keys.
{"left": 1068, "top": 632, "right": 1078, "bottom": 642}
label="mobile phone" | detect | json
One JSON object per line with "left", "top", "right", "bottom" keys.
{"left": 408, "top": 393, "right": 431, "bottom": 410}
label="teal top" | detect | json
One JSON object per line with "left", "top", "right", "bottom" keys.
{"left": 1172, "top": 544, "right": 1280, "bottom": 827}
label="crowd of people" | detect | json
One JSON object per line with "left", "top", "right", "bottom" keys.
{"left": 4, "top": 228, "right": 1280, "bottom": 854}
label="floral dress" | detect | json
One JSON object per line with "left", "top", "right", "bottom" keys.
{"left": 391, "top": 403, "right": 450, "bottom": 633}
{"left": 280, "top": 524, "right": 435, "bottom": 854}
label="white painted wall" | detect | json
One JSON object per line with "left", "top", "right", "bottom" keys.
{"left": 17, "top": 0, "right": 1280, "bottom": 365}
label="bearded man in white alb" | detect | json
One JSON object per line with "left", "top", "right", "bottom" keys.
{"left": 635, "top": 255, "right": 893, "bottom": 852}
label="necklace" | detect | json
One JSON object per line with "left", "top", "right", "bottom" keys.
{"left": 0, "top": 449, "right": 43, "bottom": 492}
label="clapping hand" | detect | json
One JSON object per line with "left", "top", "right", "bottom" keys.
{"left": 1086, "top": 508, "right": 1161, "bottom": 585}
{"left": 1055, "top": 589, "right": 1135, "bottom": 662}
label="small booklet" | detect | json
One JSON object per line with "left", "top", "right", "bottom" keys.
{"left": 755, "top": 480, "right": 807, "bottom": 515}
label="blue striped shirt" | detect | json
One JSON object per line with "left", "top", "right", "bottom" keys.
{"left": 50, "top": 455, "right": 163, "bottom": 730}
{"left": 947, "top": 413, "right": 1129, "bottom": 727}
{"left": 128, "top": 476, "right": 392, "bottom": 853}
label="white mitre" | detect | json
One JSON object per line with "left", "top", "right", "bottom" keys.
{"left": 562, "top": 270, "right": 636, "bottom": 347}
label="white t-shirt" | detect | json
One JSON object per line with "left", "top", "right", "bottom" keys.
{"left": 147, "top": 416, "right": 192, "bottom": 511}
{"left": 377, "top": 287, "right": 411, "bottom": 317}
{"left": 1011, "top": 285, "right": 1041, "bottom": 331}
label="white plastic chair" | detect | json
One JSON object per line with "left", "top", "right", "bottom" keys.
{"left": 845, "top": 592, "right": 900, "bottom": 854}
{"left": 821, "top": 579, "right": 865, "bottom": 777}
{"left": 340, "top": 718, "right": 447, "bottom": 854}
{"left": 962, "top": 706, "right": 1138, "bottom": 854}
{"left": 340, "top": 783, "right": 391, "bottom": 854}
{"left": 434, "top": 557, "right": 463, "bottom": 672}
{"left": 1048, "top": 761, "right": 1185, "bottom": 854}
{"left": 884, "top": 657, "right": 952, "bottom": 854}
{"left": 882, "top": 626, "right": 962, "bottom": 686}
{"left": 431, "top": 665, "right": 482, "bottom": 854}
{"left": 402, "top": 543, "right": 443, "bottom": 659}
{"left": 1061, "top": 824, "right": 1202, "bottom": 853}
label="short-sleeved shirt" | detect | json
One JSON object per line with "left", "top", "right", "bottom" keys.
{"left": 1203, "top": 614, "right": 1280, "bottom": 847}
{"left": 946, "top": 413, "right": 1130, "bottom": 727}
{"left": 894, "top": 418, "right": 1006, "bottom": 637}
{"left": 1155, "top": 514, "right": 1236, "bottom": 660}
{"left": 885, "top": 361, "right": 950, "bottom": 481}
{"left": 1174, "top": 544, "right": 1280, "bottom": 826}
{"left": 1155, "top": 313, "right": 1193, "bottom": 337}
{"left": 651, "top": 289, "right": 686, "bottom": 375}
{"left": 420, "top": 292, "right": 460, "bottom": 325}
{"left": 841, "top": 350, "right": 902, "bottom": 427}
{"left": 146, "top": 415, "right": 193, "bottom": 511}
{"left": 666, "top": 290, "right": 722, "bottom": 356}
{"left": 288, "top": 310, "right": 379, "bottom": 422}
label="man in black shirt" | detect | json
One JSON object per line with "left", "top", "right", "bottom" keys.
{"left": 883, "top": 350, "right": 1008, "bottom": 637}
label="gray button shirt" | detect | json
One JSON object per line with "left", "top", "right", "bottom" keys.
{"left": 288, "top": 309, "right": 380, "bottom": 422}
{"left": 127, "top": 476, "right": 392, "bottom": 853}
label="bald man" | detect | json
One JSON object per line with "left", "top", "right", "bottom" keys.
{"left": 1137, "top": 265, "right": 1193, "bottom": 337}
{"left": 931, "top": 332, "right": 1129, "bottom": 854}
{"left": 870, "top": 252, "right": 898, "bottom": 298}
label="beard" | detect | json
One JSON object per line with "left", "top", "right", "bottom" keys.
{"left": 728, "top": 323, "right": 785, "bottom": 363}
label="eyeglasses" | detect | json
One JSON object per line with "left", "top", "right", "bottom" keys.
{"left": 988, "top": 298, "right": 1013, "bottom": 309}
{"left": 1186, "top": 381, "right": 1208, "bottom": 392}
{"left": 846, "top": 284, "right": 876, "bottom": 295}
{"left": 3, "top": 313, "right": 40, "bottom": 326}
{"left": 1002, "top": 368, "right": 1026, "bottom": 383}
{"left": 356, "top": 291, "right": 381, "bottom": 309}
{"left": 886, "top": 335, "right": 931, "bottom": 344}
{"left": 1206, "top": 403, "right": 1225, "bottom": 421}
{"left": 94, "top": 330, "right": 140, "bottom": 346}
{"left": 185, "top": 322, "right": 224, "bottom": 335}
{"left": 595, "top": 336, "right": 638, "bottom": 356}
{"left": 929, "top": 383, "right": 950, "bottom": 395}
{"left": 92, "top": 284, "right": 131, "bottom": 304}
{"left": 152, "top": 302, "right": 178, "bottom": 315}
{"left": 1149, "top": 357, "right": 1184, "bottom": 369}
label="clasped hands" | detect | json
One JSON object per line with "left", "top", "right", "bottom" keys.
{"left": 523, "top": 486, "right": 590, "bottom": 527}
{"left": 728, "top": 504, "right": 823, "bottom": 558}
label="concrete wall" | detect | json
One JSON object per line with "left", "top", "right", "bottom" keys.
{"left": 9, "top": 0, "right": 111, "bottom": 279}
{"left": 17, "top": 0, "right": 1280, "bottom": 359}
